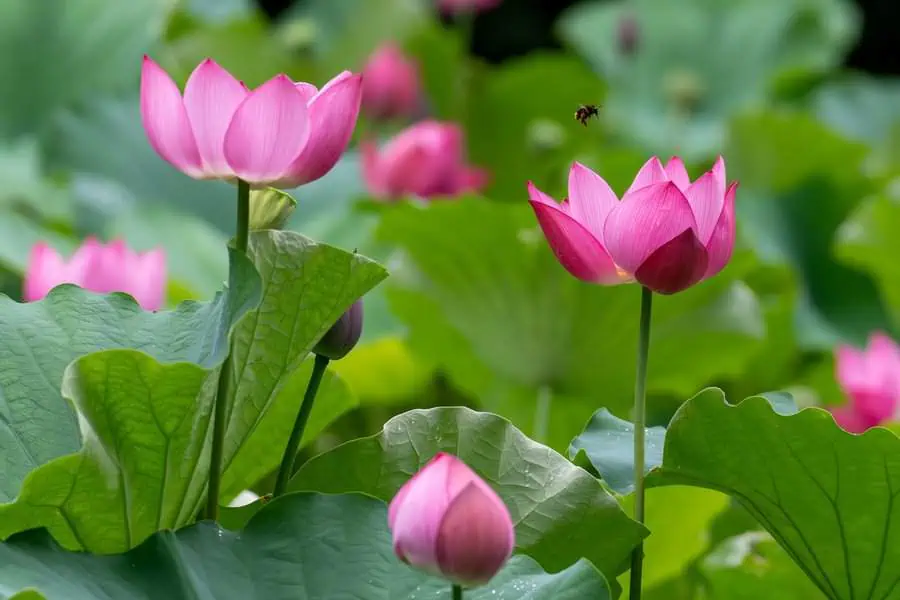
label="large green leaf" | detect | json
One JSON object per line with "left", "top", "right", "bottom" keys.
{"left": 290, "top": 406, "right": 647, "bottom": 580}
{"left": 699, "top": 533, "right": 825, "bottom": 599}
{"left": 377, "top": 199, "right": 764, "bottom": 448}
{"left": 0, "top": 0, "right": 168, "bottom": 139}
{"left": 0, "top": 231, "right": 386, "bottom": 552}
{"left": 0, "top": 247, "right": 259, "bottom": 502}
{"left": 0, "top": 493, "right": 611, "bottom": 600}
{"left": 558, "top": 0, "right": 857, "bottom": 158}
{"left": 648, "top": 388, "right": 900, "bottom": 600}
{"left": 728, "top": 112, "right": 892, "bottom": 348}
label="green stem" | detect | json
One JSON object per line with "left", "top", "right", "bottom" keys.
{"left": 273, "top": 354, "right": 330, "bottom": 497}
{"left": 452, "top": 584, "right": 463, "bottom": 600}
{"left": 205, "top": 179, "right": 252, "bottom": 521}
{"left": 629, "top": 286, "right": 653, "bottom": 600}
{"left": 533, "top": 385, "right": 552, "bottom": 443}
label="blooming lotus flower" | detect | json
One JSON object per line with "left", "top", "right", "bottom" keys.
{"left": 24, "top": 239, "right": 166, "bottom": 311}
{"left": 361, "top": 120, "right": 488, "bottom": 200}
{"left": 140, "top": 56, "right": 362, "bottom": 188}
{"left": 831, "top": 332, "right": 900, "bottom": 433}
{"left": 388, "top": 453, "right": 515, "bottom": 587}
{"left": 528, "top": 156, "right": 737, "bottom": 294}
{"left": 362, "top": 43, "right": 421, "bottom": 120}
{"left": 438, "top": 0, "right": 501, "bottom": 14}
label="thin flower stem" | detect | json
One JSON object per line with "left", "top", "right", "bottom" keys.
{"left": 629, "top": 286, "right": 653, "bottom": 600}
{"left": 452, "top": 584, "right": 463, "bottom": 600}
{"left": 205, "top": 179, "right": 252, "bottom": 521}
{"left": 273, "top": 354, "right": 330, "bottom": 497}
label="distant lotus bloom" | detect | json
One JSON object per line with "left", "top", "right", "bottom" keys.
{"left": 362, "top": 43, "right": 421, "bottom": 121}
{"left": 361, "top": 120, "right": 488, "bottom": 200}
{"left": 25, "top": 239, "right": 166, "bottom": 311}
{"left": 438, "top": 0, "right": 501, "bottom": 14}
{"left": 388, "top": 453, "right": 515, "bottom": 587}
{"left": 528, "top": 157, "right": 737, "bottom": 294}
{"left": 831, "top": 332, "right": 900, "bottom": 433}
{"left": 140, "top": 55, "right": 362, "bottom": 188}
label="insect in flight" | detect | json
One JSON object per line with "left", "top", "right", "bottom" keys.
{"left": 574, "top": 104, "right": 600, "bottom": 126}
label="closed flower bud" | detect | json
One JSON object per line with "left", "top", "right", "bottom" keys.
{"left": 831, "top": 332, "right": 900, "bottom": 432}
{"left": 388, "top": 453, "right": 515, "bottom": 587}
{"left": 362, "top": 43, "right": 421, "bottom": 121}
{"left": 249, "top": 187, "right": 296, "bottom": 230}
{"left": 313, "top": 300, "right": 363, "bottom": 360}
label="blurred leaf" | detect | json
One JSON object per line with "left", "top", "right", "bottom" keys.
{"left": 700, "top": 533, "right": 826, "bottom": 599}
{"left": 291, "top": 406, "right": 647, "bottom": 580}
{"left": 558, "top": 0, "right": 857, "bottom": 158}
{"left": 0, "top": 232, "right": 385, "bottom": 552}
{"left": 378, "top": 199, "right": 764, "bottom": 448}
{"left": 728, "top": 112, "right": 891, "bottom": 348}
{"left": 814, "top": 74, "right": 900, "bottom": 159}
{"left": 465, "top": 53, "right": 606, "bottom": 202}
{"left": 0, "top": 247, "right": 258, "bottom": 503}
{"left": 329, "top": 337, "right": 433, "bottom": 404}
{"left": 181, "top": 0, "right": 253, "bottom": 23}
{"left": 405, "top": 22, "right": 467, "bottom": 119}
{"left": 0, "top": 0, "right": 168, "bottom": 139}
{"left": 649, "top": 388, "right": 900, "bottom": 600}
{"left": 569, "top": 409, "right": 666, "bottom": 495}
{"left": 0, "top": 493, "right": 613, "bottom": 599}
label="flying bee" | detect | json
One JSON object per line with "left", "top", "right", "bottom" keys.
{"left": 574, "top": 104, "right": 600, "bottom": 126}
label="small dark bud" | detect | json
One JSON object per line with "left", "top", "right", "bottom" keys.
{"left": 618, "top": 14, "right": 639, "bottom": 56}
{"left": 313, "top": 300, "right": 363, "bottom": 360}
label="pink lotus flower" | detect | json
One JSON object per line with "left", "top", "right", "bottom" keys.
{"left": 438, "top": 0, "right": 501, "bottom": 14}
{"left": 361, "top": 121, "right": 488, "bottom": 200}
{"left": 388, "top": 453, "right": 515, "bottom": 587}
{"left": 831, "top": 332, "right": 900, "bottom": 433}
{"left": 528, "top": 157, "right": 737, "bottom": 294}
{"left": 362, "top": 43, "right": 421, "bottom": 121}
{"left": 24, "top": 239, "right": 166, "bottom": 311}
{"left": 140, "top": 56, "right": 362, "bottom": 188}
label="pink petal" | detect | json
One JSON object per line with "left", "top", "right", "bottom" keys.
{"left": 435, "top": 482, "right": 515, "bottom": 586}
{"left": 664, "top": 157, "right": 691, "bottom": 192}
{"left": 130, "top": 249, "right": 167, "bottom": 311}
{"left": 634, "top": 228, "right": 708, "bottom": 294}
{"left": 295, "top": 82, "right": 318, "bottom": 103}
{"left": 182, "top": 59, "right": 249, "bottom": 179}
{"left": 830, "top": 405, "right": 877, "bottom": 434}
{"left": 456, "top": 166, "right": 490, "bottom": 195}
{"left": 567, "top": 162, "right": 619, "bottom": 243}
{"left": 528, "top": 182, "right": 625, "bottom": 285}
{"left": 360, "top": 140, "right": 388, "bottom": 198}
{"left": 388, "top": 454, "right": 455, "bottom": 571}
{"left": 223, "top": 74, "right": 311, "bottom": 185}
{"left": 24, "top": 243, "right": 73, "bottom": 302}
{"left": 624, "top": 156, "right": 668, "bottom": 195}
{"left": 603, "top": 181, "right": 699, "bottom": 275}
{"left": 140, "top": 56, "right": 203, "bottom": 178}
{"left": 836, "top": 344, "right": 870, "bottom": 397}
{"left": 702, "top": 181, "right": 737, "bottom": 279}
{"left": 685, "top": 156, "right": 727, "bottom": 243}
{"left": 274, "top": 71, "right": 363, "bottom": 188}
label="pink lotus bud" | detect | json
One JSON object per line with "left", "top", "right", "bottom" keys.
{"left": 528, "top": 156, "right": 737, "bottom": 294}
{"left": 140, "top": 56, "right": 361, "bottom": 188}
{"left": 618, "top": 14, "right": 639, "bottom": 55}
{"left": 313, "top": 300, "right": 363, "bottom": 360}
{"left": 362, "top": 43, "right": 421, "bottom": 121}
{"left": 361, "top": 120, "right": 488, "bottom": 201}
{"left": 438, "top": 0, "right": 501, "bottom": 15}
{"left": 831, "top": 332, "right": 900, "bottom": 432}
{"left": 24, "top": 238, "right": 166, "bottom": 311}
{"left": 388, "top": 453, "right": 515, "bottom": 587}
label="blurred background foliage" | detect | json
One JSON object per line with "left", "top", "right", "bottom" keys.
{"left": 2, "top": 0, "right": 900, "bottom": 596}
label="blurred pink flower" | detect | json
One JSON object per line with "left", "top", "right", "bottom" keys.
{"left": 831, "top": 332, "right": 900, "bottom": 433}
{"left": 140, "top": 56, "right": 362, "bottom": 188}
{"left": 362, "top": 43, "right": 421, "bottom": 121}
{"left": 388, "top": 453, "right": 514, "bottom": 587}
{"left": 528, "top": 156, "right": 737, "bottom": 294}
{"left": 438, "top": 0, "right": 501, "bottom": 14}
{"left": 361, "top": 120, "right": 487, "bottom": 200}
{"left": 24, "top": 239, "right": 166, "bottom": 311}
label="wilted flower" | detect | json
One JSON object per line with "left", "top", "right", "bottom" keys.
{"left": 313, "top": 300, "right": 363, "bottom": 360}
{"left": 140, "top": 56, "right": 362, "bottom": 188}
{"left": 388, "top": 453, "right": 515, "bottom": 587}
{"left": 528, "top": 156, "right": 736, "bottom": 294}
{"left": 362, "top": 43, "right": 421, "bottom": 121}
{"left": 24, "top": 239, "right": 166, "bottom": 311}
{"left": 438, "top": 0, "right": 501, "bottom": 14}
{"left": 361, "top": 120, "right": 487, "bottom": 201}
{"left": 831, "top": 332, "right": 900, "bottom": 433}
